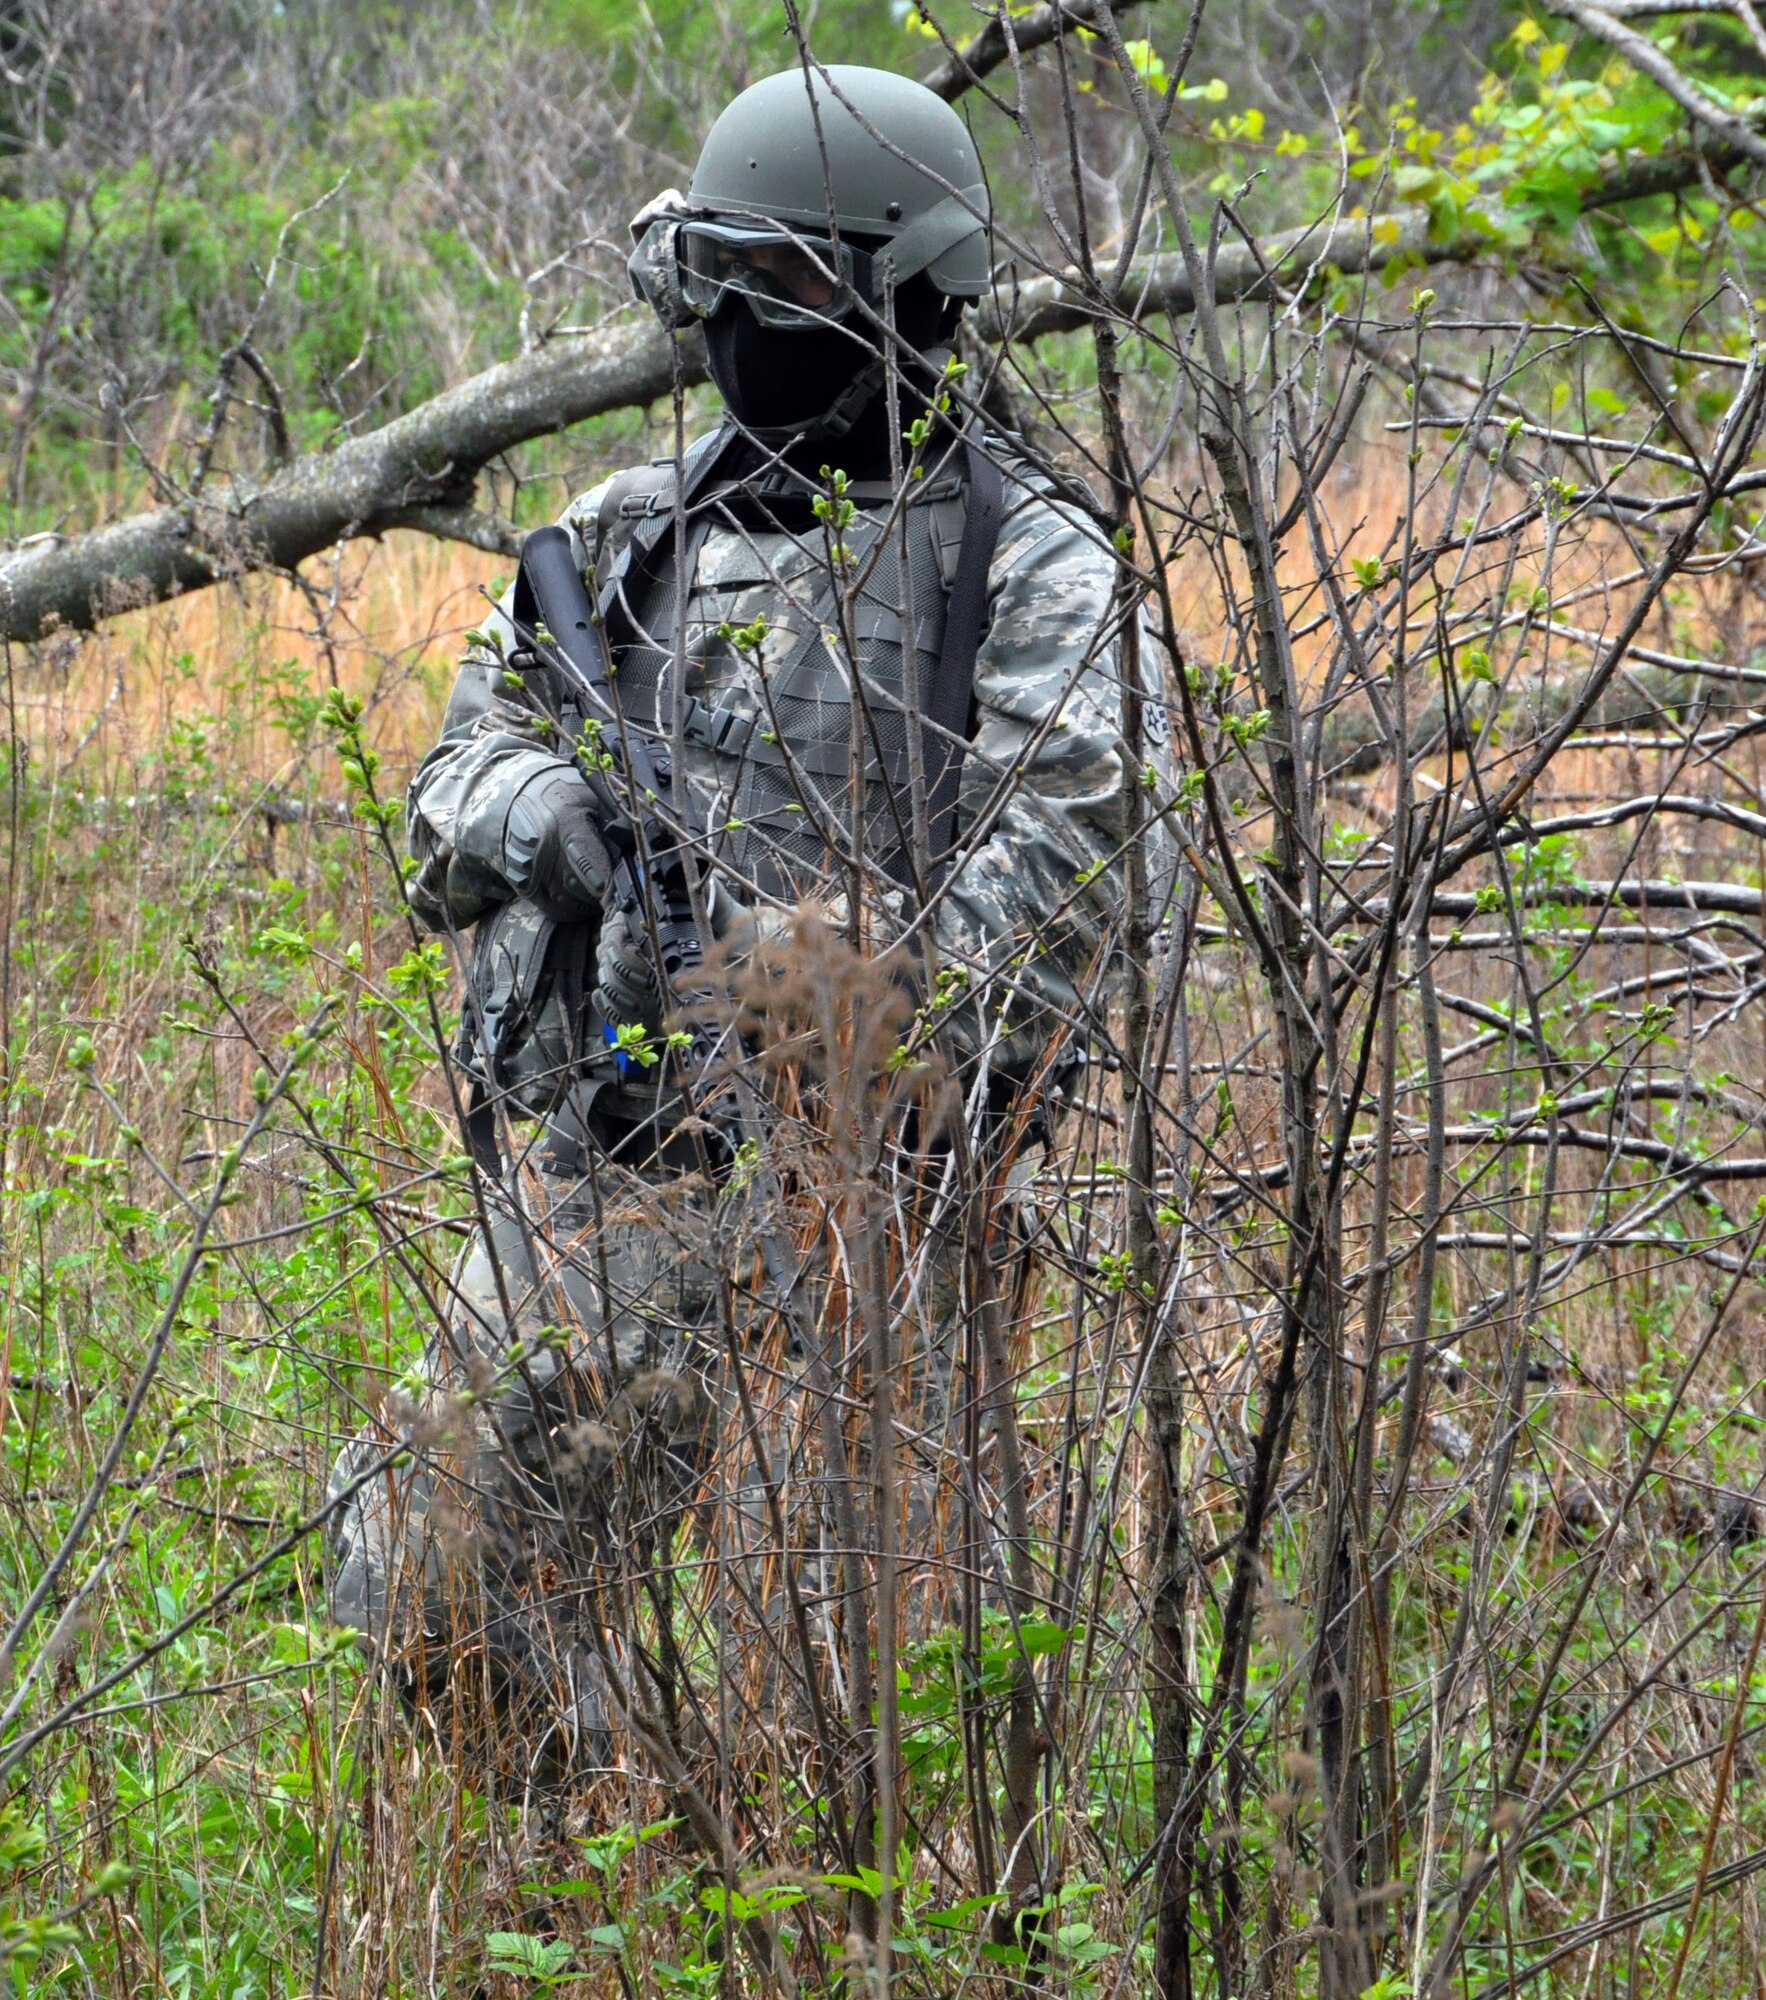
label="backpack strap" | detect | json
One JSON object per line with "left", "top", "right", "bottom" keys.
{"left": 922, "top": 438, "right": 1003, "bottom": 883}
{"left": 588, "top": 424, "right": 743, "bottom": 594}
{"left": 595, "top": 462, "right": 673, "bottom": 543}
{"left": 589, "top": 464, "right": 677, "bottom": 609}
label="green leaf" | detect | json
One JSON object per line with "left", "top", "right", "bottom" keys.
{"left": 1119, "top": 37, "right": 1167, "bottom": 95}
{"left": 485, "top": 1932, "right": 576, "bottom": 1981}
{"left": 821, "top": 1865, "right": 889, "bottom": 1897}
{"left": 922, "top": 1892, "right": 1006, "bottom": 1930}
{"left": 252, "top": 924, "right": 311, "bottom": 961}
{"left": 1015, "top": 1619, "right": 1071, "bottom": 1657}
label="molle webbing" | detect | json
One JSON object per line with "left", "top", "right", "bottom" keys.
{"left": 592, "top": 440, "right": 1001, "bottom": 899}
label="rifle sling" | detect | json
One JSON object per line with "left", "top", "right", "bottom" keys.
{"left": 922, "top": 439, "right": 1002, "bottom": 884}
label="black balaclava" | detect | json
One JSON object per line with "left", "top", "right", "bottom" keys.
{"left": 704, "top": 270, "right": 958, "bottom": 476}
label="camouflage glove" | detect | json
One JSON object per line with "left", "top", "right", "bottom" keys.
{"left": 499, "top": 765, "right": 612, "bottom": 922}
{"left": 594, "top": 904, "right": 666, "bottom": 1033}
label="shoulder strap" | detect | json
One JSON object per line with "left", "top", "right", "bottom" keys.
{"left": 591, "top": 464, "right": 675, "bottom": 587}
{"left": 588, "top": 425, "right": 743, "bottom": 588}
{"left": 922, "top": 438, "right": 1004, "bottom": 882}
{"left": 463, "top": 1077, "right": 505, "bottom": 1180}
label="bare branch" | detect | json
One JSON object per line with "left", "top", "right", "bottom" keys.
{"left": 918, "top": 0, "right": 1148, "bottom": 102}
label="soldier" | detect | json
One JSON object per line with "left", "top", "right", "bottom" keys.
{"left": 328, "top": 62, "right": 1174, "bottom": 1785}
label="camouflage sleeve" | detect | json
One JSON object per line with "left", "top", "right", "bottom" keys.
{"left": 932, "top": 482, "right": 1178, "bottom": 1076}
{"left": 405, "top": 505, "right": 605, "bottom": 932}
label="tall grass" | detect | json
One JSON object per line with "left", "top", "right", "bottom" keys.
{"left": 5, "top": 414, "right": 1766, "bottom": 1998}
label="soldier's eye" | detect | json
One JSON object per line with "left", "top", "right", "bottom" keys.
{"left": 745, "top": 242, "right": 838, "bottom": 308}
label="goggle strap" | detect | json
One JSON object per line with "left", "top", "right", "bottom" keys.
{"left": 629, "top": 219, "right": 698, "bottom": 330}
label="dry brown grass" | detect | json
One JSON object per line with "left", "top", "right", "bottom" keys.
{"left": 14, "top": 532, "right": 502, "bottom": 787}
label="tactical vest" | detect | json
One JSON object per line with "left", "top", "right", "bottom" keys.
{"left": 585, "top": 428, "right": 1002, "bottom": 900}
{"left": 469, "top": 426, "right": 1004, "bottom": 1135}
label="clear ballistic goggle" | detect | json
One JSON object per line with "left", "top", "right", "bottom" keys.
{"left": 629, "top": 200, "right": 876, "bottom": 334}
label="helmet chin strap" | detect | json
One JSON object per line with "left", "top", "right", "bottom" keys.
{"left": 733, "top": 340, "right": 958, "bottom": 453}
{"left": 738, "top": 357, "right": 884, "bottom": 448}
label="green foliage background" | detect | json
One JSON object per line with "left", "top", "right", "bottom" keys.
{"left": 4, "top": 0, "right": 1758, "bottom": 532}
{"left": 2, "top": 1, "right": 1766, "bottom": 1995}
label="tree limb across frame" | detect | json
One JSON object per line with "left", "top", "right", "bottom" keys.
{"left": 0, "top": 320, "right": 692, "bottom": 644}
{"left": 0, "top": 116, "right": 1756, "bottom": 643}
{"left": 918, "top": 0, "right": 1146, "bottom": 101}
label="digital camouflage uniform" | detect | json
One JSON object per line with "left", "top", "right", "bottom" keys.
{"left": 325, "top": 427, "right": 1172, "bottom": 1772}
{"left": 324, "top": 63, "right": 1176, "bottom": 1782}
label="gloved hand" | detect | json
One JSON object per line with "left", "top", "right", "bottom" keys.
{"left": 500, "top": 765, "right": 612, "bottom": 921}
{"left": 594, "top": 904, "right": 667, "bottom": 1033}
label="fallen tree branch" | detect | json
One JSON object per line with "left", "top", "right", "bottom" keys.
{"left": 982, "top": 118, "right": 1761, "bottom": 341}
{"left": 975, "top": 208, "right": 1488, "bottom": 342}
{"left": 0, "top": 320, "right": 700, "bottom": 644}
{"left": 373, "top": 503, "right": 528, "bottom": 559}
{"left": 0, "top": 116, "right": 1756, "bottom": 643}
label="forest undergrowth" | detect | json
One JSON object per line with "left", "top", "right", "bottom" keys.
{"left": 7, "top": 433, "right": 1766, "bottom": 1997}
{"left": 8, "top": 0, "right": 1766, "bottom": 1993}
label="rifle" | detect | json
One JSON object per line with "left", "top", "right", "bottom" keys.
{"left": 510, "top": 523, "right": 703, "bottom": 1065}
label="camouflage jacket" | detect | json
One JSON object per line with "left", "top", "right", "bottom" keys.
{"left": 406, "top": 429, "right": 1177, "bottom": 1120}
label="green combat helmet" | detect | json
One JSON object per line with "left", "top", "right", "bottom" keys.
{"left": 628, "top": 66, "right": 990, "bottom": 439}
